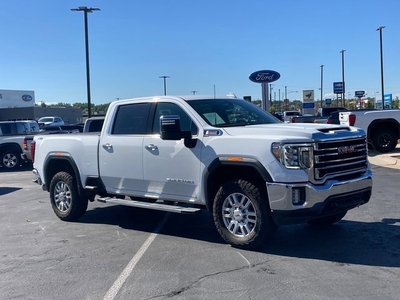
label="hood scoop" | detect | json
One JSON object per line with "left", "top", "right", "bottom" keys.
{"left": 318, "top": 126, "right": 350, "bottom": 133}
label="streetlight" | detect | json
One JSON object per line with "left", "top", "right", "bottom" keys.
{"left": 320, "top": 65, "right": 324, "bottom": 108}
{"left": 340, "top": 50, "right": 346, "bottom": 106}
{"left": 374, "top": 91, "right": 379, "bottom": 108}
{"left": 159, "top": 76, "right": 170, "bottom": 95}
{"left": 376, "top": 26, "right": 385, "bottom": 110}
{"left": 191, "top": 90, "right": 197, "bottom": 95}
{"left": 71, "top": 6, "right": 100, "bottom": 118}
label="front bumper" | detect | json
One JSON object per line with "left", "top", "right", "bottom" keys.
{"left": 267, "top": 170, "right": 372, "bottom": 225}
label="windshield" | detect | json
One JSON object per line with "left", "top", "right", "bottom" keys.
{"left": 187, "top": 98, "right": 280, "bottom": 127}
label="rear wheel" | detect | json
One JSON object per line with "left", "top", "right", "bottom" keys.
{"left": 371, "top": 129, "right": 397, "bottom": 153}
{"left": 49, "top": 171, "right": 88, "bottom": 221}
{"left": 307, "top": 211, "right": 347, "bottom": 226}
{"left": 0, "top": 149, "right": 21, "bottom": 170}
{"left": 213, "top": 179, "right": 277, "bottom": 250}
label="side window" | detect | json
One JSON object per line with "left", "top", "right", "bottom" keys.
{"left": 30, "top": 122, "right": 40, "bottom": 133}
{"left": 112, "top": 103, "right": 151, "bottom": 135}
{"left": 152, "top": 102, "right": 198, "bottom": 135}
{"left": 0, "top": 124, "right": 12, "bottom": 135}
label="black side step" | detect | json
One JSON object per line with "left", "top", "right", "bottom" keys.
{"left": 96, "top": 197, "right": 201, "bottom": 214}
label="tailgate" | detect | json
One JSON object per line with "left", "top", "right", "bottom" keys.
{"left": 339, "top": 111, "right": 352, "bottom": 125}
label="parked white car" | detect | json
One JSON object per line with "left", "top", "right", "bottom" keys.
{"left": 38, "top": 116, "right": 65, "bottom": 127}
{"left": 282, "top": 111, "right": 301, "bottom": 122}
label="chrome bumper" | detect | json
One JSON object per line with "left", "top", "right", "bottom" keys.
{"left": 266, "top": 170, "right": 373, "bottom": 225}
{"left": 32, "top": 169, "right": 46, "bottom": 191}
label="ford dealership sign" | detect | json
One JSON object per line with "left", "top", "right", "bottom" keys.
{"left": 22, "top": 94, "right": 33, "bottom": 102}
{"left": 249, "top": 70, "right": 280, "bottom": 83}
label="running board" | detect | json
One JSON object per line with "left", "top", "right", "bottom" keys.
{"left": 96, "top": 197, "right": 201, "bottom": 214}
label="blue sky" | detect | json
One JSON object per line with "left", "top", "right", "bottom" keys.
{"left": 1, "top": 0, "right": 399, "bottom": 105}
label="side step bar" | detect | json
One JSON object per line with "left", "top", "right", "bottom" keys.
{"left": 96, "top": 197, "right": 201, "bottom": 214}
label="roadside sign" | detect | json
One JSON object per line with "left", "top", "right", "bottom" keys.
{"left": 355, "top": 91, "right": 365, "bottom": 98}
{"left": 325, "top": 98, "right": 332, "bottom": 105}
{"left": 303, "top": 102, "right": 315, "bottom": 109}
{"left": 333, "top": 82, "right": 344, "bottom": 94}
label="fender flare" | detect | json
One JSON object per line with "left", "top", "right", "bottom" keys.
{"left": 203, "top": 157, "right": 273, "bottom": 210}
{"left": 43, "top": 154, "right": 84, "bottom": 196}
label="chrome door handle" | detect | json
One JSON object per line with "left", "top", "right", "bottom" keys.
{"left": 102, "top": 143, "right": 113, "bottom": 150}
{"left": 145, "top": 144, "right": 158, "bottom": 151}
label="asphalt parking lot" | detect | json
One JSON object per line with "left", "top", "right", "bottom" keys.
{"left": 1, "top": 147, "right": 400, "bottom": 300}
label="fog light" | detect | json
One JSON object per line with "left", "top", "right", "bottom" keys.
{"left": 292, "top": 187, "right": 306, "bottom": 205}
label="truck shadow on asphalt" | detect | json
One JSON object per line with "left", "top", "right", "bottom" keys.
{"left": 0, "top": 163, "right": 33, "bottom": 173}
{"left": 368, "top": 144, "right": 400, "bottom": 158}
{"left": 0, "top": 187, "right": 22, "bottom": 196}
{"left": 79, "top": 205, "right": 400, "bottom": 268}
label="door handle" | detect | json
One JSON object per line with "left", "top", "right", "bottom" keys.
{"left": 102, "top": 143, "right": 113, "bottom": 150}
{"left": 145, "top": 144, "right": 158, "bottom": 151}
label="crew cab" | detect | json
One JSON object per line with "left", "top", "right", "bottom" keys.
{"left": 31, "top": 96, "right": 372, "bottom": 249}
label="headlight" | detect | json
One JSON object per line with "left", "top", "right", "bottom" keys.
{"left": 271, "top": 142, "right": 313, "bottom": 169}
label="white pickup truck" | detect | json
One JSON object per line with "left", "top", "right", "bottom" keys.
{"left": 32, "top": 95, "right": 372, "bottom": 249}
{"left": 339, "top": 109, "right": 400, "bottom": 153}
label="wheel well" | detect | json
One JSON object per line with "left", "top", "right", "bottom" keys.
{"left": 0, "top": 143, "right": 22, "bottom": 154}
{"left": 205, "top": 164, "right": 267, "bottom": 211}
{"left": 44, "top": 157, "right": 83, "bottom": 194}
{"left": 368, "top": 119, "right": 400, "bottom": 141}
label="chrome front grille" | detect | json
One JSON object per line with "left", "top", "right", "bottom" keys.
{"left": 313, "top": 137, "right": 368, "bottom": 182}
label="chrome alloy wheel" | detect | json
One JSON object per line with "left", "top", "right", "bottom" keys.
{"left": 3, "top": 153, "right": 17, "bottom": 168}
{"left": 222, "top": 192, "right": 257, "bottom": 237}
{"left": 54, "top": 181, "right": 72, "bottom": 212}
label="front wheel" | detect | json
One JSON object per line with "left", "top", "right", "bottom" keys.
{"left": 213, "top": 179, "right": 277, "bottom": 250}
{"left": 371, "top": 129, "right": 397, "bottom": 153}
{"left": 49, "top": 171, "right": 88, "bottom": 221}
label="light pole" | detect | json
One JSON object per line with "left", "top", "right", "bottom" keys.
{"left": 159, "top": 76, "right": 170, "bottom": 95}
{"left": 320, "top": 65, "right": 324, "bottom": 108}
{"left": 71, "top": 6, "right": 100, "bottom": 118}
{"left": 340, "top": 50, "right": 346, "bottom": 106}
{"left": 269, "top": 84, "right": 273, "bottom": 108}
{"left": 374, "top": 91, "right": 379, "bottom": 108}
{"left": 377, "top": 26, "right": 385, "bottom": 110}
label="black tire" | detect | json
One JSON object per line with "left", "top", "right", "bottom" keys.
{"left": 307, "top": 211, "right": 347, "bottom": 226}
{"left": 49, "top": 171, "right": 88, "bottom": 221}
{"left": 0, "top": 149, "right": 21, "bottom": 170}
{"left": 371, "top": 129, "right": 397, "bottom": 153}
{"left": 213, "top": 179, "right": 277, "bottom": 250}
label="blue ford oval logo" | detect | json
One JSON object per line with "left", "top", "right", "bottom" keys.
{"left": 249, "top": 70, "right": 280, "bottom": 83}
{"left": 22, "top": 94, "right": 33, "bottom": 102}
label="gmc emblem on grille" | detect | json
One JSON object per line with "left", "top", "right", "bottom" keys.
{"left": 338, "top": 145, "right": 356, "bottom": 154}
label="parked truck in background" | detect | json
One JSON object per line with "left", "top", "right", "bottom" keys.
{"left": 0, "top": 120, "right": 40, "bottom": 170}
{"left": 290, "top": 107, "right": 348, "bottom": 124}
{"left": 339, "top": 109, "right": 400, "bottom": 153}
{"left": 31, "top": 95, "right": 372, "bottom": 249}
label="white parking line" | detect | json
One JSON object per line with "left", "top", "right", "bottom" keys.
{"left": 103, "top": 213, "right": 170, "bottom": 300}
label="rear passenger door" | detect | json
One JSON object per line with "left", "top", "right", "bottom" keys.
{"left": 99, "top": 102, "right": 152, "bottom": 196}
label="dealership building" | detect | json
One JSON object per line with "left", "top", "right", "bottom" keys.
{"left": 0, "top": 89, "right": 82, "bottom": 124}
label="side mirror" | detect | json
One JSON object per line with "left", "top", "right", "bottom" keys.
{"left": 160, "top": 115, "right": 191, "bottom": 140}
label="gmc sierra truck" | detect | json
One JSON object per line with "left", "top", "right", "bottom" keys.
{"left": 31, "top": 95, "right": 372, "bottom": 249}
{"left": 339, "top": 109, "right": 400, "bottom": 153}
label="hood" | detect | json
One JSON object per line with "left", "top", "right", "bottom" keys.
{"left": 221, "top": 123, "right": 359, "bottom": 142}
